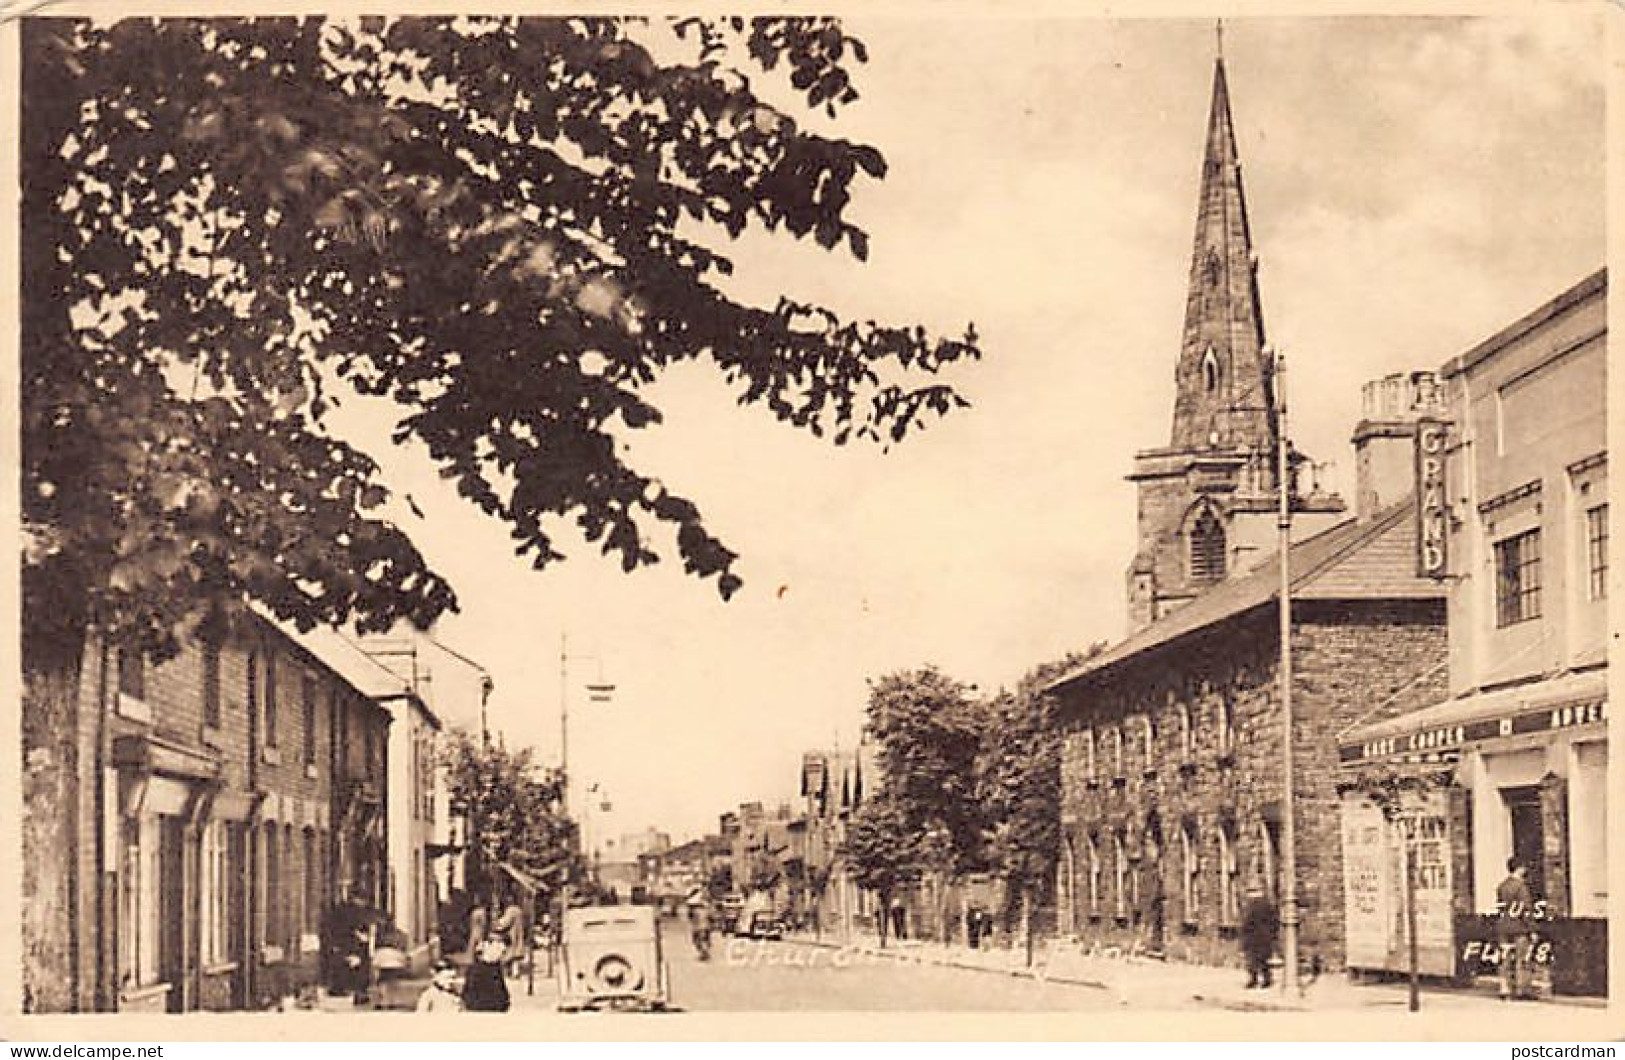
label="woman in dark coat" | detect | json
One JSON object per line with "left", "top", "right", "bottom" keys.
{"left": 461, "top": 934, "right": 511, "bottom": 1012}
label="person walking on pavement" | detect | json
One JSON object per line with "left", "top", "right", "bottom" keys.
{"left": 493, "top": 893, "right": 529, "bottom": 979}
{"left": 1240, "top": 884, "right": 1278, "bottom": 989}
{"left": 462, "top": 934, "right": 512, "bottom": 1012}
{"left": 1496, "top": 857, "right": 1537, "bottom": 1000}
{"left": 688, "top": 896, "right": 713, "bottom": 961}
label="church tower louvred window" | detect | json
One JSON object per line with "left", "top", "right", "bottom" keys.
{"left": 1189, "top": 506, "right": 1226, "bottom": 582}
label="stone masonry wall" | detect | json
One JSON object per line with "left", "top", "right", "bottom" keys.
{"left": 1055, "top": 598, "right": 1446, "bottom": 971}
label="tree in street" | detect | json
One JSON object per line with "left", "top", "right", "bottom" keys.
{"left": 841, "top": 791, "right": 919, "bottom": 947}
{"left": 977, "top": 647, "right": 1103, "bottom": 961}
{"left": 850, "top": 666, "right": 988, "bottom": 941}
{"left": 440, "top": 727, "right": 578, "bottom": 904}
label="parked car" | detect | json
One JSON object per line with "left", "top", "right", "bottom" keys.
{"left": 743, "top": 911, "right": 785, "bottom": 941}
{"left": 557, "top": 904, "right": 671, "bottom": 1013}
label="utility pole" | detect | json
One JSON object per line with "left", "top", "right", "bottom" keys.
{"left": 1275, "top": 348, "right": 1301, "bottom": 995}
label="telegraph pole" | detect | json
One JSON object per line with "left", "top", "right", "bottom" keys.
{"left": 1276, "top": 348, "right": 1301, "bottom": 995}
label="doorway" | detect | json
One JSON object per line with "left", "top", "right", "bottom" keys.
{"left": 158, "top": 817, "right": 186, "bottom": 1012}
{"left": 1503, "top": 786, "right": 1545, "bottom": 901}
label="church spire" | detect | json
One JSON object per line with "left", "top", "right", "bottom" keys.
{"left": 1169, "top": 44, "right": 1276, "bottom": 455}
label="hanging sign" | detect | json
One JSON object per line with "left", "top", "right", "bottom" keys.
{"left": 1416, "top": 419, "right": 1450, "bottom": 578}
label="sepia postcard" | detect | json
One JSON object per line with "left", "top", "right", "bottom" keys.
{"left": 2, "top": 0, "right": 1620, "bottom": 1042}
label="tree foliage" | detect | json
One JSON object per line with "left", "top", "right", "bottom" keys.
{"left": 842, "top": 790, "right": 919, "bottom": 901}
{"left": 22, "top": 15, "right": 981, "bottom": 663}
{"left": 861, "top": 666, "right": 988, "bottom": 876}
{"left": 976, "top": 646, "right": 1104, "bottom": 912}
{"left": 439, "top": 728, "right": 577, "bottom": 895}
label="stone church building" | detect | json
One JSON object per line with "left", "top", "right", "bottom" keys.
{"left": 1045, "top": 51, "right": 1450, "bottom": 970}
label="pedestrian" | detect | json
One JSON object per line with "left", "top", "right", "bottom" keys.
{"left": 492, "top": 892, "right": 528, "bottom": 979}
{"left": 1240, "top": 884, "right": 1277, "bottom": 989}
{"left": 461, "top": 935, "right": 512, "bottom": 1012}
{"left": 1496, "top": 857, "right": 1536, "bottom": 1000}
{"left": 889, "top": 897, "right": 906, "bottom": 941}
{"left": 415, "top": 959, "right": 464, "bottom": 1014}
{"left": 463, "top": 898, "right": 490, "bottom": 966}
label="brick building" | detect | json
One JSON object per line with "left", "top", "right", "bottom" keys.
{"left": 1043, "top": 49, "right": 1448, "bottom": 971}
{"left": 1338, "top": 271, "right": 1608, "bottom": 997}
{"left": 20, "top": 608, "right": 402, "bottom": 1013}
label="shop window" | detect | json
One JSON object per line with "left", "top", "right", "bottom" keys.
{"left": 1494, "top": 528, "right": 1542, "bottom": 627}
{"left": 1586, "top": 504, "right": 1608, "bottom": 601}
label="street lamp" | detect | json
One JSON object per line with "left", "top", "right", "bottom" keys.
{"left": 558, "top": 633, "right": 613, "bottom": 903}
{"left": 1275, "top": 347, "right": 1301, "bottom": 996}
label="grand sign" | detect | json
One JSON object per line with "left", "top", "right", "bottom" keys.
{"left": 1416, "top": 418, "right": 1450, "bottom": 578}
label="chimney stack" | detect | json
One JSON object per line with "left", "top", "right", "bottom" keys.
{"left": 1350, "top": 370, "right": 1445, "bottom": 520}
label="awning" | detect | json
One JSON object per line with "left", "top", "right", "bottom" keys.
{"left": 1339, "top": 670, "right": 1606, "bottom": 766}
{"left": 496, "top": 860, "right": 542, "bottom": 894}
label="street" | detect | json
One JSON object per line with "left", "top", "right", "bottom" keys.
{"left": 500, "top": 926, "right": 1116, "bottom": 1014}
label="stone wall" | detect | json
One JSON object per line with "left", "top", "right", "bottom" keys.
{"left": 1055, "top": 598, "right": 1447, "bottom": 970}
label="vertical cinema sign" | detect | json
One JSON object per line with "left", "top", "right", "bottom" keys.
{"left": 1416, "top": 419, "right": 1449, "bottom": 578}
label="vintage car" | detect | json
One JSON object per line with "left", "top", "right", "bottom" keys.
{"left": 557, "top": 904, "right": 672, "bottom": 1013}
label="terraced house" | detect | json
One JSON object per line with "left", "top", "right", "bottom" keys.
{"left": 20, "top": 608, "right": 407, "bottom": 1013}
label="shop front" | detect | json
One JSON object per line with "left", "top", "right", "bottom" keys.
{"left": 1339, "top": 673, "right": 1608, "bottom": 998}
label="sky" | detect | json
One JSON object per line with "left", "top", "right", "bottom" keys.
{"left": 330, "top": 13, "right": 1605, "bottom": 846}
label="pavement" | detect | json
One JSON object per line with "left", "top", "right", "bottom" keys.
{"left": 293, "top": 925, "right": 1607, "bottom": 1021}
{"left": 783, "top": 931, "right": 1610, "bottom": 1014}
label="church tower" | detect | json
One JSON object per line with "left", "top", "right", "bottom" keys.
{"left": 1125, "top": 38, "right": 1344, "bottom": 633}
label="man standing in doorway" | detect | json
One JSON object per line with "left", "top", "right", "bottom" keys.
{"left": 1495, "top": 857, "right": 1536, "bottom": 1000}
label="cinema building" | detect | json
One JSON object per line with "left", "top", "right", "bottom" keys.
{"left": 1337, "top": 270, "right": 1608, "bottom": 998}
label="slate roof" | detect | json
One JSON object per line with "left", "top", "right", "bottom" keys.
{"left": 1047, "top": 499, "right": 1444, "bottom": 694}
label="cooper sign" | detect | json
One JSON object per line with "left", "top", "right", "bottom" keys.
{"left": 1416, "top": 419, "right": 1449, "bottom": 578}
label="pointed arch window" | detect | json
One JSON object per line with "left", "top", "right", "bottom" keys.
{"left": 1189, "top": 507, "right": 1227, "bottom": 582}
{"left": 1201, "top": 345, "right": 1221, "bottom": 393}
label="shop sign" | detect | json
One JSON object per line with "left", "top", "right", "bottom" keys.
{"left": 1416, "top": 419, "right": 1450, "bottom": 578}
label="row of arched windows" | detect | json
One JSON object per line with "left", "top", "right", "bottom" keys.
{"left": 1057, "top": 818, "right": 1270, "bottom": 935}
{"left": 1076, "top": 693, "right": 1236, "bottom": 780}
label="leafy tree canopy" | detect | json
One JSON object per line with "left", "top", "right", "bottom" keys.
{"left": 440, "top": 727, "right": 577, "bottom": 895}
{"left": 22, "top": 15, "right": 980, "bottom": 662}
{"left": 863, "top": 665, "right": 988, "bottom": 874}
{"left": 977, "top": 646, "right": 1105, "bottom": 900}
